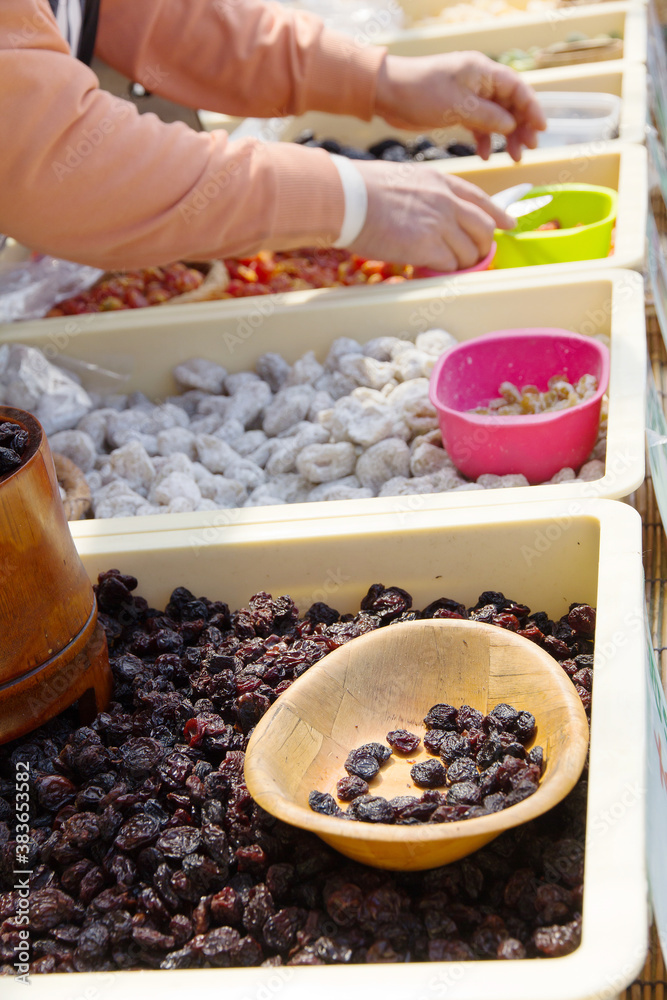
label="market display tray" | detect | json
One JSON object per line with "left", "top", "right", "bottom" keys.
{"left": 20, "top": 496, "right": 642, "bottom": 1000}
{"left": 378, "top": 0, "right": 646, "bottom": 60}
{"left": 0, "top": 268, "right": 646, "bottom": 539}
{"left": 224, "top": 61, "right": 646, "bottom": 151}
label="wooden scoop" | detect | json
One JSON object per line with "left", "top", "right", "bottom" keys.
{"left": 245, "top": 618, "right": 589, "bottom": 870}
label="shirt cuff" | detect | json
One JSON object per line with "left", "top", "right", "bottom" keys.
{"left": 330, "top": 154, "right": 368, "bottom": 248}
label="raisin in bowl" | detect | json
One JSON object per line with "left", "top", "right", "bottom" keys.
{"left": 244, "top": 618, "right": 589, "bottom": 870}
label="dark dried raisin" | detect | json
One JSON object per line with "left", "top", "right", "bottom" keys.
{"left": 308, "top": 792, "right": 340, "bottom": 816}
{"left": 344, "top": 751, "right": 380, "bottom": 781}
{"left": 410, "top": 759, "right": 447, "bottom": 788}
{"left": 386, "top": 730, "right": 421, "bottom": 754}
{"left": 336, "top": 776, "right": 369, "bottom": 802}
{"left": 423, "top": 704, "right": 457, "bottom": 730}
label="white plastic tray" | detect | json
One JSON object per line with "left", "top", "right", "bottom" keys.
{"left": 0, "top": 268, "right": 646, "bottom": 539}
{"left": 0, "top": 143, "right": 647, "bottom": 330}
{"left": 379, "top": 0, "right": 646, "bottom": 60}
{"left": 396, "top": 0, "right": 646, "bottom": 28}
{"left": 3, "top": 497, "right": 647, "bottom": 1000}
{"left": 247, "top": 62, "right": 645, "bottom": 154}
{"left": 197, "top": 60, "right": 646, "bottom": 145}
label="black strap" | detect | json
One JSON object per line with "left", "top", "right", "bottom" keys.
{"left": 77, "top": 0, "right": 100, "bottom": 66}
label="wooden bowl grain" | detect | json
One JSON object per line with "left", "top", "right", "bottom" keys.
{"left": 244, "top": 619, "right": 589, "bottom": 870}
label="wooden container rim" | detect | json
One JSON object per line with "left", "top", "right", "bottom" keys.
{"left": 0, "top": 405, "right": 42, "bottom": 485}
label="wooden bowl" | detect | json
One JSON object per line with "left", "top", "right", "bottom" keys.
{"left": 0, "top": 406, "right": 112, "bottom": 744}
{"left": 244, "top": 619, "right": 589, "bottom": 871}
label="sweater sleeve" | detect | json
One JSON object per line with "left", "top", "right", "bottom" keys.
{"left": 0, "top": 0, "right": 353, "bottom": 270}
{"left": 95, "top": 0, "right": 386, "bottom": 121}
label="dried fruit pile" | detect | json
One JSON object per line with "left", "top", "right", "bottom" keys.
{"left": 0, "top": 419, "right": 29, "bottom": 476}
{"left": 0, "top": 576, "right": 594, "bottom": 972}
{"left": 46, "top": 263, "right": 206, "bottom": 316}
{"left": 309, "top": 703, "right": 545, "bottom": 823}
{"left": 43, "top": 249, "right": 447, "bottom": 317}
{"left": 293, "top": 132, "right": 507, "bottom": 162}
{"left": 469, "top": 374, "right": 599, "bottom": 416}
{"left": 221, "top": 249, "right": 423, "bottom": 298}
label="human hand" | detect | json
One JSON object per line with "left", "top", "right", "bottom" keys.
{"left": 348, "top": 159, "right": 515, "bottom": 272}
{"left": 374, "top": 51, "right": 546, "bottom": 162}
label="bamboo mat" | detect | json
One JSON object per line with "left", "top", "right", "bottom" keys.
{"left": 617, "top": 303, "right": 667, "bottom": 998}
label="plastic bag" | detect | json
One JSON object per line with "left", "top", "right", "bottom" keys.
{"left": 280, "top": 0, "right": 404, "bottom": 38}
{"left": 0, "top": 343, "right": 94, "bottom": 433}
{"left": 0, "top": 254, "right": 103, "bottom": 323}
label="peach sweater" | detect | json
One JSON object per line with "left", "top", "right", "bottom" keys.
{"left": 0, "top": 0, "right": 386, "bottom": 269}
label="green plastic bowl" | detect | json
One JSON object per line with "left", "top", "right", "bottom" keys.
{"left": 492, "top": 184, "right": 617, "bottom": 269}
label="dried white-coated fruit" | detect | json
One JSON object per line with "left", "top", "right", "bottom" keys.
{"left": 296, "top": 442, "right": 358, "bottom": 483}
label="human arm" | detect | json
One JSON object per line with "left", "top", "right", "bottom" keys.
{"left": 95, "top": 0, "right": 385, "bottom": 122}
{"left": 0, "top": 1, "right": 514, "bottom": 274}
{"left": 0, "top": 0, "right": 348, "bottom": 270}
{"left": 374, "top": 51, "right": 547, "bottom": 162}
{"left": 97, "top": 2, "right": 543, "bottom": 160}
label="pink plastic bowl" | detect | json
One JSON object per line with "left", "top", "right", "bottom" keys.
{"left": 428, "top": 328, "right": 610, "bottom": 485}
{"left": 413, "top": 242, "right": 496, "bottom": 280}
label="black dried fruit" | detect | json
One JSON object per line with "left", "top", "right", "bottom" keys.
{"left": 423, "top": 704, "right": 458, "bottom": 730}
{"left": 485, "top": 703, "right": 519, "bottom": 733}
{"left": 430, "top": 804, "right": 471, "bottom": 824}
{"left": 156, "top": 826, "right": 202, "bottom": 858}
{"left": 446, "top": 782, "right": 482, "bottom": 806}
{"left": 440, "top": 732, "right": 473, "bottom": 764}
{"left": 395, "top": 798, "right": 439, "bottom": 822}
{"left": 114, "top": 815, "right": 160, "bottom": 851}
{"left": 514, "top": 711, "right": 537, "bottom": 744}
{"left": 350, "top": 796, "right": 395, "bottom": 824}
{"left": 386, "top": 730, "right": 421, "bottom": 754}
{"left": 336, "top": 776, "right": 369, "bottom": 802}
{"left": 0, "top": 579, "right": 577, "bottom": 974}
{"left": 356, "top": 742, "right": 392, "bottom": 764}
{"left": 567, "top": 605, "right": 596, "bottom": 635}
{"left": 0, "top": 420, "right": 29, "bottom": 475}
{"left": 423, "top": 729, "right": 447, "bottom": 755}
{"left": 456, "top": 705, "right": 484, "bottom": 732}
{"left": 410, "top": 759, "right": 447, "bottom": 788}
{"left": 477, "top": 736, "right": 505, "bottom": 770}
{"left": 344, "top": 751, "right": 380, "bottom": 781}
{"left": 446, "top": 758, "right": 478, "bottom": 785}
{"left": 308, "top": 791, "right": 340, "bottom": 816}
{"left": 483, "top": 793, "right": 507, "bottom": 813}
{"left": 527, "top": 746, "right": 545, "bottom": 773}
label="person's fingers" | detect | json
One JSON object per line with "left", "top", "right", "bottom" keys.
{"left": 505, "top": 123, "right": 540, "bottom": 161}
{"left": 446, "top": 174, "right": 515, "bottom": 229}
{"left": 454, "top": 198, "right": 497, "bottom": 253}
{"left": 480, "top": 60, "right": 547, "bottom": 131}
{"left": 472, "top": 132, "right": 491, "bottom": 161}
{"left": 461, "top": 96, "right": 517, "bottom": 136}
{"left": 427, "top": 244, "right": 459, "bottom": 273}
{"left": 441, "top": 222, "right": 482, "bottom": 270}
